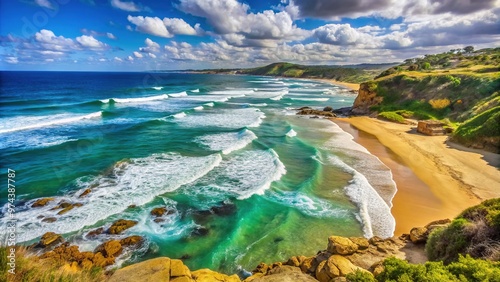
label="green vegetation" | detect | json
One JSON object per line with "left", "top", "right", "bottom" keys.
{"left": 0, "top": 247, "right": 106, "bottom": 282}
{"left": 363, "top": 47, "right": 500, "bottom": 151}
{"left": 426, "top": 198, "right": 500, "bottom": 263}
{"left": 378, "top": 112, "right": 406, "bottom": 123}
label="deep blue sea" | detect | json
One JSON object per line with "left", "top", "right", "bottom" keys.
{"left": 0, "top": 71, "right": 396, "bottom": 273}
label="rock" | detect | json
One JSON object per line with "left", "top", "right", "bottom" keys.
{"left": 120, "top": 236, "right": 144, "bottom": 247}
{"left": 316, "top": 255, "right": 366, "bottom": 282}
{"left": 154, "top": 218, "right": 165, "bottom": 223}
{"left": 316, "top": 260, "right": 339, "bottom": 282}
{"left": 323, "top": 106, "right": 333, "bottom": 112}
{"left": 191, "top": 227, "right": 209, "bottom": 237}
{"left": 424, "top": 219, "right": 451, "bottom": 229}
{"left": 349, "top": 237, "right": 370, "bottom": 250}
{"left": 109, "top": 257, "right": 172, "bottom": 282}
{"left": 253, "top": 262, "right": 270, "bottom": 274}
{"left": 329, "top": 255, "right": 360, "bottom": 276}
{"left": 286, "top": 256, "right": 305, "bottom": 267}
{"left": 42, "top": 217, "right": 57, "bottom": 223}
{"left": 299, "top": 257, "right": 316, "bottom": 273}
{"left": 95, "top": 240, "right": 122, "bottom": 258}
{"left": 78, "top": 189, "right": 91, "bottom": 198}
{"left": 170, "top": 259, "right": 191, "bottom": 278}
{"left": 91, "top": 252, "right": 115, "bottom": 268}
{"left": 327, "top": 236, "right": 358, "bottom": 255}
{"left": 192, "top": 269, "right": 240, "bottom": 282}
{"left": 248, "top": 265, "right": 318, "bottom": 282}
{"left": 31, "top": 197, "right": 54, "bottom": 208}
{"left": 128, "top": 205, "right": 137, "bottom": 209}
{"left": 332, "top": 107, "right": 352, "bottom": 116}
{"left": 108, "top": 219, "right": 138, "bottom": 234}
{"left": 38, "top": 232, "right": 63, "bottom": 248}
{"left": 86, "top": 227, "right": 104, "bottom": 238}
{"left": 151, "top": 207, "right": 173, "bottom": 217}
{"left": 351, "top": 83, "right": 383, "bottom": 115}
{"left": 61, "top": 261, "right": 79, "bottom": 273}
{"left": 368, "top": 236, "right": 384, "bottom": 245}
{"left": 371, "top": 261, "right": 385, "bottom": 276}
{"left": 409, "top": 227, "right": 428, "bottom": 244}
{"left": 297, "top": 108, "right": 336, "bottom": 117}
{"left": 211, "top": 201, "right": 237, "bottom": 216}
{"left": 417, "top": 120, "right": 445, "bottom": 136}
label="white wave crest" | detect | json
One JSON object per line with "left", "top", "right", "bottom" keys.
{"left": 0, "top": 112, "right": 102, "bottom": 134}
{"left": 168, "top": 91, "right": 188, "bottom": 98}
{"left": 196, "top": 129, "right": 257, "bottom": 154}
{"left": 102, "top": 94, "right": 169, "bottom": 103}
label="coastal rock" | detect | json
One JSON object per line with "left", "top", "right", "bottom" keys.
{"left": 409, "top": 227, "right": 428, "bottom": 244}
{"left": 120, "top": 235, "right": 144, "bottom": 247}
{"left": 42, "top": 217, "right": 57, "bottom": 223}
{"left": 192, "top": 269, "right": 240, "bottom": 282}
{"left": 297, "top": 108, "right": 336, "bottom": 117}
{"left": 38, "top": 232, "right": 64, "bottom": 248}
{"left": 248, "top": 265, "right": 318, "bottom": 282}
{"left": 349, "top": 237, "right": 370, "bottom": 250}
{"left": 78, "top": 189, "right": 91, "bottom": 198}
{"left": 327, "top": 236, "right": 358, "bottom": 255}
{"left": 95, "top": 240, "right": 122, "bottom": 258}
{"left": 351, "top": 83, "right": 383, "bottom": 115}
{"left": 425, "top": 219, "right": 451, "bottom": 228}
{"left": 108, "top": 219, "right": 138, "bottom": 234}
{"left": 109, "top": 257, "right": 172, "bottom": 282}
{"left": 31, "top": 197, "right": 54, "bottom": 208}
{"left": 57, "top": 203, "right": 83, "bottom": 215}
{"left": 332, "top": 107, "right": 352, "bottom": 116}
{"left": 211, "top": 201, "right": 237, "bottom": 216}
{"left": 86, "top": 227, "right": 104, "bottom": 238}
{"left": 417, "top": 120, "right": 445, "bottom": 136}
{"left": 170, "top": 259, "right": 192, "bottom": 278}
{"left": 323, "top": 106, "right": 333, "bottom": 112}
{"left": 151, "top": 206, "right": 175, "bottom": 217}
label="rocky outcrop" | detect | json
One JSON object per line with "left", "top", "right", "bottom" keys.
{"left": 31, "top": 197, "right": 54, "bottom": 208}
{"left": 296, "top": 107, "right": 336, "bottom": 117}
{"left": 351, "top": 82, "right": 383, "bottom": 115}
{"left": 408, "top": 219, "right": 451, "bottom": 244}
{"left": 151, "top": 207, "right": 174, "bottom": 217}
{"left": 109, "top": 257, "right": 240, "bottom": 282}
{"left": 417, "top": 120, "right": 445, "bottom": 136}
{"left": 108, "top": 219, "right": 138, "bottom": 234}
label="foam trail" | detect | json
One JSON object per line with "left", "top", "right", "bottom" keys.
{"left": 291, "top": 98, "right": 329, "bottom": 102}
{"left": 174, "top": 108, "right": 265, "bottom": 129}
{"left": 196, "top": 129, "right": 257, "bottom": 154}
{"left": 152, "top": 86, "right": 163, "bottom": 90}
{"left": 193, "top": 106, "right": 204, "bottom": 111}
{"left": 191, "top": 89, "right": 200, "bottom": 93}
{"left": 0, "top": 111, "right": 102, "bottom": 134}
{"left": 172, "top": 112, "right": 187, "bottom": 118}
{"left": 326, "top": 154, "right": 395, "bottom": 238}
{"left": 0, "top": 153, "right": 223, "bottom": 242}
{"left": 208, "top": 89, "right": 254, "bottom": 95}
{"left": 168, "top": 91, "right": 188, "bottom": 98}
{"left": 102, "top": 94, "right": 168, "bottom": 103}
{"left": 286, "top": 129, "right": 297, "bottom": 137}
{"left": 204, "top": 102, "right": 214, "bottom": 107}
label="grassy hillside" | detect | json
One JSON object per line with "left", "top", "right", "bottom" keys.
{"left": 355, "top": 47, "right": 500, "bottom": 151}
{"left": 236, "top": 62, "right": 395, "bottom": 83}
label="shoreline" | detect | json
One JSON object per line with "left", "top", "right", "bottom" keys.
{"left": 332, "top": 116, "right": 500, "bottom": 236}
{"left": 311, "top": 78, "right": 360, "bottom": 91}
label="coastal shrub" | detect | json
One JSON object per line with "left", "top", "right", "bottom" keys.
{"left": 426, "top": 198, "right": 500, "bottom": 263}
{"left": 378, "top": 112, "right": 406, "bottom": 123}
{"left": 454, "top": 106, "right": 500, "bottom": 141}
{"left": 429, "top": 99, "right": 451, "bottom": 109}
{"left": 346, "top": 270, "right": 376, "bottom": 282}
{"left": 1, "top": 247, "right": 106, "bottom": 282}
{"left": 374, "top": 256, "right": 500, "bottom": 282}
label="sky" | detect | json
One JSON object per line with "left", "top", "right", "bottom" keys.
{"left": 0, "top": 0, "right": 499, "bottom": 71}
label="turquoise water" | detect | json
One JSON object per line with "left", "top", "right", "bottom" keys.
{"left": 0, "top": 71, "right": 396, "bottom": 274}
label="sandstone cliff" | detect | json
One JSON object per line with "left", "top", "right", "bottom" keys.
{"left": 351, "top": 82, "right": 383, "bottom": 115}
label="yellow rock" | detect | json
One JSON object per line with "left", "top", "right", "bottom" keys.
{"left": 109, "top": 257, "right": 171, "bottom": 282}
{"left": 327, "top": 236, "right": 358, "bottom": 255}
{"left": 170, "top": 259, "right": 192, "bottom": 278}
{"left": 192, "top": 269, "right": 240, "bottom": 282}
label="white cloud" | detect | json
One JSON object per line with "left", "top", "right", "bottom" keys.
{"left": 107, "top": 32, "right": 117, "bottom": 39}
{"left": 114, "top": 57, "right": 123, "bottom": 62}
{"left": 148, "top": 53, "right": 157, "bottom": 58}
{"left": 313, "top": 24, "right": 379, "bottom": 47}
{"left": 127, "top": 16, "right": 201, "bottom": 38}
{"left": 99, "top": 58, "right": 107, "bottom": 62}
{"left": 128, "top": 16, "right": 172, "bottom": 37}
{"left": 35, "top": 0, "right": 54, "bottom": 9}
{"left": 111, "top": 0, "right": 142, "bottom": 12}
{"left": 76, "top": 35, "right": 108, "bottom": 49}
{"left": 133, "top": 51, "right": 143, "bottom": 58}
{"left": 127, "top": 55, "right": 134, "bottom": 61}
{"left": 5, "top": 57, "right": 19, "bottom": 64}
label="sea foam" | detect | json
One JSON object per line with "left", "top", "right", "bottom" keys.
{"left": 196, "top": 129, "right": 257, "bottom": 154}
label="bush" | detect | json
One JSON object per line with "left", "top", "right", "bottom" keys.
{"left": 346, "top": 270, "right": 376, "bottom": 282}
{"left": 429, "top": 99, "right": 451, "bottom": 109}
{"left": 426, "top": 198, "right": 500, "bottom": 263}
{"left": 375, "top": 256, "right": 500, "bottom": 282}
{"left": 378, "top": 112, "right": 406, "bottom": 123}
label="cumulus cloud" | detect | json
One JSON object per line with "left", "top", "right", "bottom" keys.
{"left": 111, "top": 0, "right": 143, "bottom": 12}
{"left": 127, "top": 16, "right": 200, "bottom": 38}
{"left": 35, "top": 0, "right": 54, "bottom": 9}
{"left": 314, "top": 24, "right": 378, "bottom": 47}
{"left": 114, "top": 57, "right": 123, "bottom": 62}
{"left": 133, "top": 51, "right": 143, "bottom": 58}
{"left": 178, "top": 0, "right": 309, "bottom": 47}
{"left": 76, "top": 35, "right": 108, "bottom": 49}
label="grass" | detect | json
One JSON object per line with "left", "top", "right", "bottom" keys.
{"left": 454, "top": 106, "right": 500, "bottom": 141}
{"left": 377, "top": 111, "right": 406, "bottom": 123}
{"left": 0, "top": 247, "right": 107, "bottom": 282}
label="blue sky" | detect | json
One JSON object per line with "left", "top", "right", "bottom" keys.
{"left": 1, "top": 0, "right": 499, "bottom": 71}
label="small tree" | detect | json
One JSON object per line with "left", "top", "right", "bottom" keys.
{"left": 464, "top": 46, "right": 474, "bottom": 53}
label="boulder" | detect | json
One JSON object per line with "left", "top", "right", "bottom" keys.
{"left": 191, "top": 227, "right": 209, "bottom": 237}
{"left": 248, "top": 265, "right": 318, "bottom": 282}
{"left": 192, "top": 269, "right": 240, "bottom": 282}
{"left": 211, "top": 201, "right": 237, "bottom": 216}
{"left": 95, "top": 240, "right": 122, "bottom": 258}
{"left": 151, "top": 207, "right": 174, "bottom": 217}
{"left": 253, "top": 262, "right": 270, "bottom": 274}
{"left": 42, "top": 217, "right": 57, "bottom": 223}
{"left": 31, "top": 197, "right": 54, "bottom": 208}
{"left": 409, "top": 227, "right": 428, "bottom": 244}
{"left": 170, "top": 259, "right": 192, "bottom": 278}
{"left": 327, "top": 236, "right": 358, "bottom": 255}
{"left": 349, "top": 237, "right": 370, "bottom": 250}
{"left": 424, "top": 219, "right": 451, "bottom": 228}
{"left": 120, "top": 235, "right": 144, "bottom": 247}
{"left": 108, "top": 219, "right": 138, "bottom": 234}
{"left": 38, "top": 232, "right": 63, "bottom": 248}
{"left": 78, "top": 189, "right": 91, "bottom": 198}
{"left": 109, "top": 257, "right": 172, "bottom": 282}
{"left": 86, "top": 227, "right": 104, "bottom": 238}
{"left": 323, "top": 106, "right": 333, "bottom": 112}
{"left": 297, "top": 109, "right": 336, "bottom": 117}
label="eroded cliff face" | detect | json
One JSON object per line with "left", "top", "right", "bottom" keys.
{"left": 351, "top": 83, "right": 383, "bottom": 115}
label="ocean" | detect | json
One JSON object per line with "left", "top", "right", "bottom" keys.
{"left": 0, "top": 71, "right": 396, "bottom": 274}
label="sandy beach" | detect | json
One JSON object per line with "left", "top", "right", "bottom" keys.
{"left": 333, "top": 116, "right": 500, "bottom": 235}
{"left": 313, "top": 78, "right": 360, "bottom": 91}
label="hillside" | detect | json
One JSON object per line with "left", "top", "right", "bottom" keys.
{"left": 187, "top": 62, "right": 396, "bottom": 84}
{"left": 351, "top": 47, "right": 500, "bottom": 152}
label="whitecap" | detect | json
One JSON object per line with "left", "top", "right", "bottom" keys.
{"left": 196, "top": 129, "right": 257, "bottom": 154}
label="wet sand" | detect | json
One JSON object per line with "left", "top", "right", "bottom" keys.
{"left": 332, "top": 117, "right": 500, "bottom": 235}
